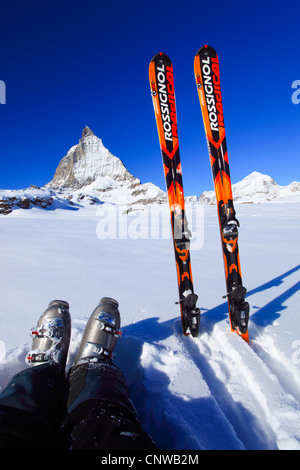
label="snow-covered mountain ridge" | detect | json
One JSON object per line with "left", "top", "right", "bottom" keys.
{"left": 199, "top": 171, "right": 300, "bottom": 204}
{"left": 45, "top": 126, "right": 166, "bottom": 208}
{"left": 46, "top": 126, "right": 140, "bottom": 191}
{"left": 0, "top": 127, "right": 299, "bottom": 214}
{"left": 0, "top": 127, "right": 166, "bottom": 214}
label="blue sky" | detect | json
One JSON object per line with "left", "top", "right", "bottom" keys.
{"left": 0, "top": 0, "right": 299, "bottom": 196}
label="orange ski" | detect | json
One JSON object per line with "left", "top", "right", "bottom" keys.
{"left": 149, "top": 52, "right": 200, "bottom": 337}
{"left": 194, "top": 45, "right": 249, "bottom": 342}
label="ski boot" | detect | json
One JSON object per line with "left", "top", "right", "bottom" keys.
{"left": 74, "top": 297, "right": 122, "bottom": 364}
{"left": 25, "top": 300, "right": 71, "bottom": 370}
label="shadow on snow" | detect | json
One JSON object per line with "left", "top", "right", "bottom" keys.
{"left": 200, "top": 264, "right": 300, "bottom": 336}
{"left": 115, "top": 265, "right": 300, "bottom": 450}
{"left": 116, "top": 317, "right": 278, "bottom": 450}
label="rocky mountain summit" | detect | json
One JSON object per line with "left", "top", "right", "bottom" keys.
{"left": 47, "top": 126, "right": 141, "bottom": 192}
{"left": 46, "top": 126, "right": 166, "bottom": 206}
{"left": 0, "top": 127, "right": 166, "bottom": 214}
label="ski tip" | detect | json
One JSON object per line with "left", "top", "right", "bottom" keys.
{"left": 195, "top": 45, "right": 217, "bottom": 57}
{"left": 150, "top": 52, "right": 171, "bottom": 63}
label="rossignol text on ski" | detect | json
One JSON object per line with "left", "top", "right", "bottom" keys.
{"left": 149, "top": 52, "right": 200, "bottom": 337}
{"left": 194, "top": 45, "right": 250, "bottom": 342}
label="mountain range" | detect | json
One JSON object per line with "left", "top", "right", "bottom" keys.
{"left": 200, "top": 171, "right": 300, "bottom": 204}
{"left": 0, "top": 126, "right": 299, "bottom": 214}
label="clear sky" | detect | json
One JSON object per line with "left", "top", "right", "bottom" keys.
{"left": 0, "top": 0, "right": 299, "bottom": 196}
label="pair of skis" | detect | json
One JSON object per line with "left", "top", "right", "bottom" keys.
{"left": 149, "top": 47, "right": 250, "bottom": 342}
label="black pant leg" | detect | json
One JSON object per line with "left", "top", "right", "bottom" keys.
{"left": 0, "top": 364, "right": 67, "bottom": 449}
{"left": 59, "top": 360, "right": 159, "bottom": 451}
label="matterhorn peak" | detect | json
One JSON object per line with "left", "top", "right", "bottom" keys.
{"left": 46, "top": 127, "right": 140, "bottom": 191}
{"left": 82, "top": 125, "right": 95, "bottom": 138}
{"left": 44, "top": 127, "right": 166, "bottom": 207}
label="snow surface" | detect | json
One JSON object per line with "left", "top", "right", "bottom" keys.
{"left": 0, "top": 201, "right": 299, "bottom": 450}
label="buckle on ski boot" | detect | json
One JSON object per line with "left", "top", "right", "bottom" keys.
{"left": 26, "top": 351, "right": 51, "bottom": 365}
{"left": 99, "top": 322, "right": 122, "bottom": 338}
{"left": 96, "top": 312, "right": 122, "bottom": 338}
{"left": 30, "top": 318, "right": 64, "bottom": 342}
{"left": 30, "top": 325, "right": 59, "bottom": 341}
{"left": 80, "top": 342, "right": 116, "bottom": 362}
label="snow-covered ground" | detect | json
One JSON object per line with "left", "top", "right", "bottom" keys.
{"left": 0, "top": 201, "right": 299, "bottom": 450}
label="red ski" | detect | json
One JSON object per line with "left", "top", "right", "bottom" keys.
{"left": 149, "top": 52, "right": 200, "bottom": 337}
{"left": 194, "top": 45, "right": 249, "bottom": 342}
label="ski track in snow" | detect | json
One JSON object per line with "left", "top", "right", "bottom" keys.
{"left": 0, "top": 202, "right": 299, "bottom": 450}
{"left": 116, "top": 318, "right": 300, "bottom": 450}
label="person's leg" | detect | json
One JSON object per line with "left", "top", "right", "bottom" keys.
{"left": 0, "top": 363, "right": 67, "bottom": 449}
{"left": 61, "top": 361, "right": 158, "bottom": 450}
{"left": 59, "top": 298, "right": 159, "bottom": 450}
{"left": 0, "top": 300, "right": 71, "bottom": 449}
